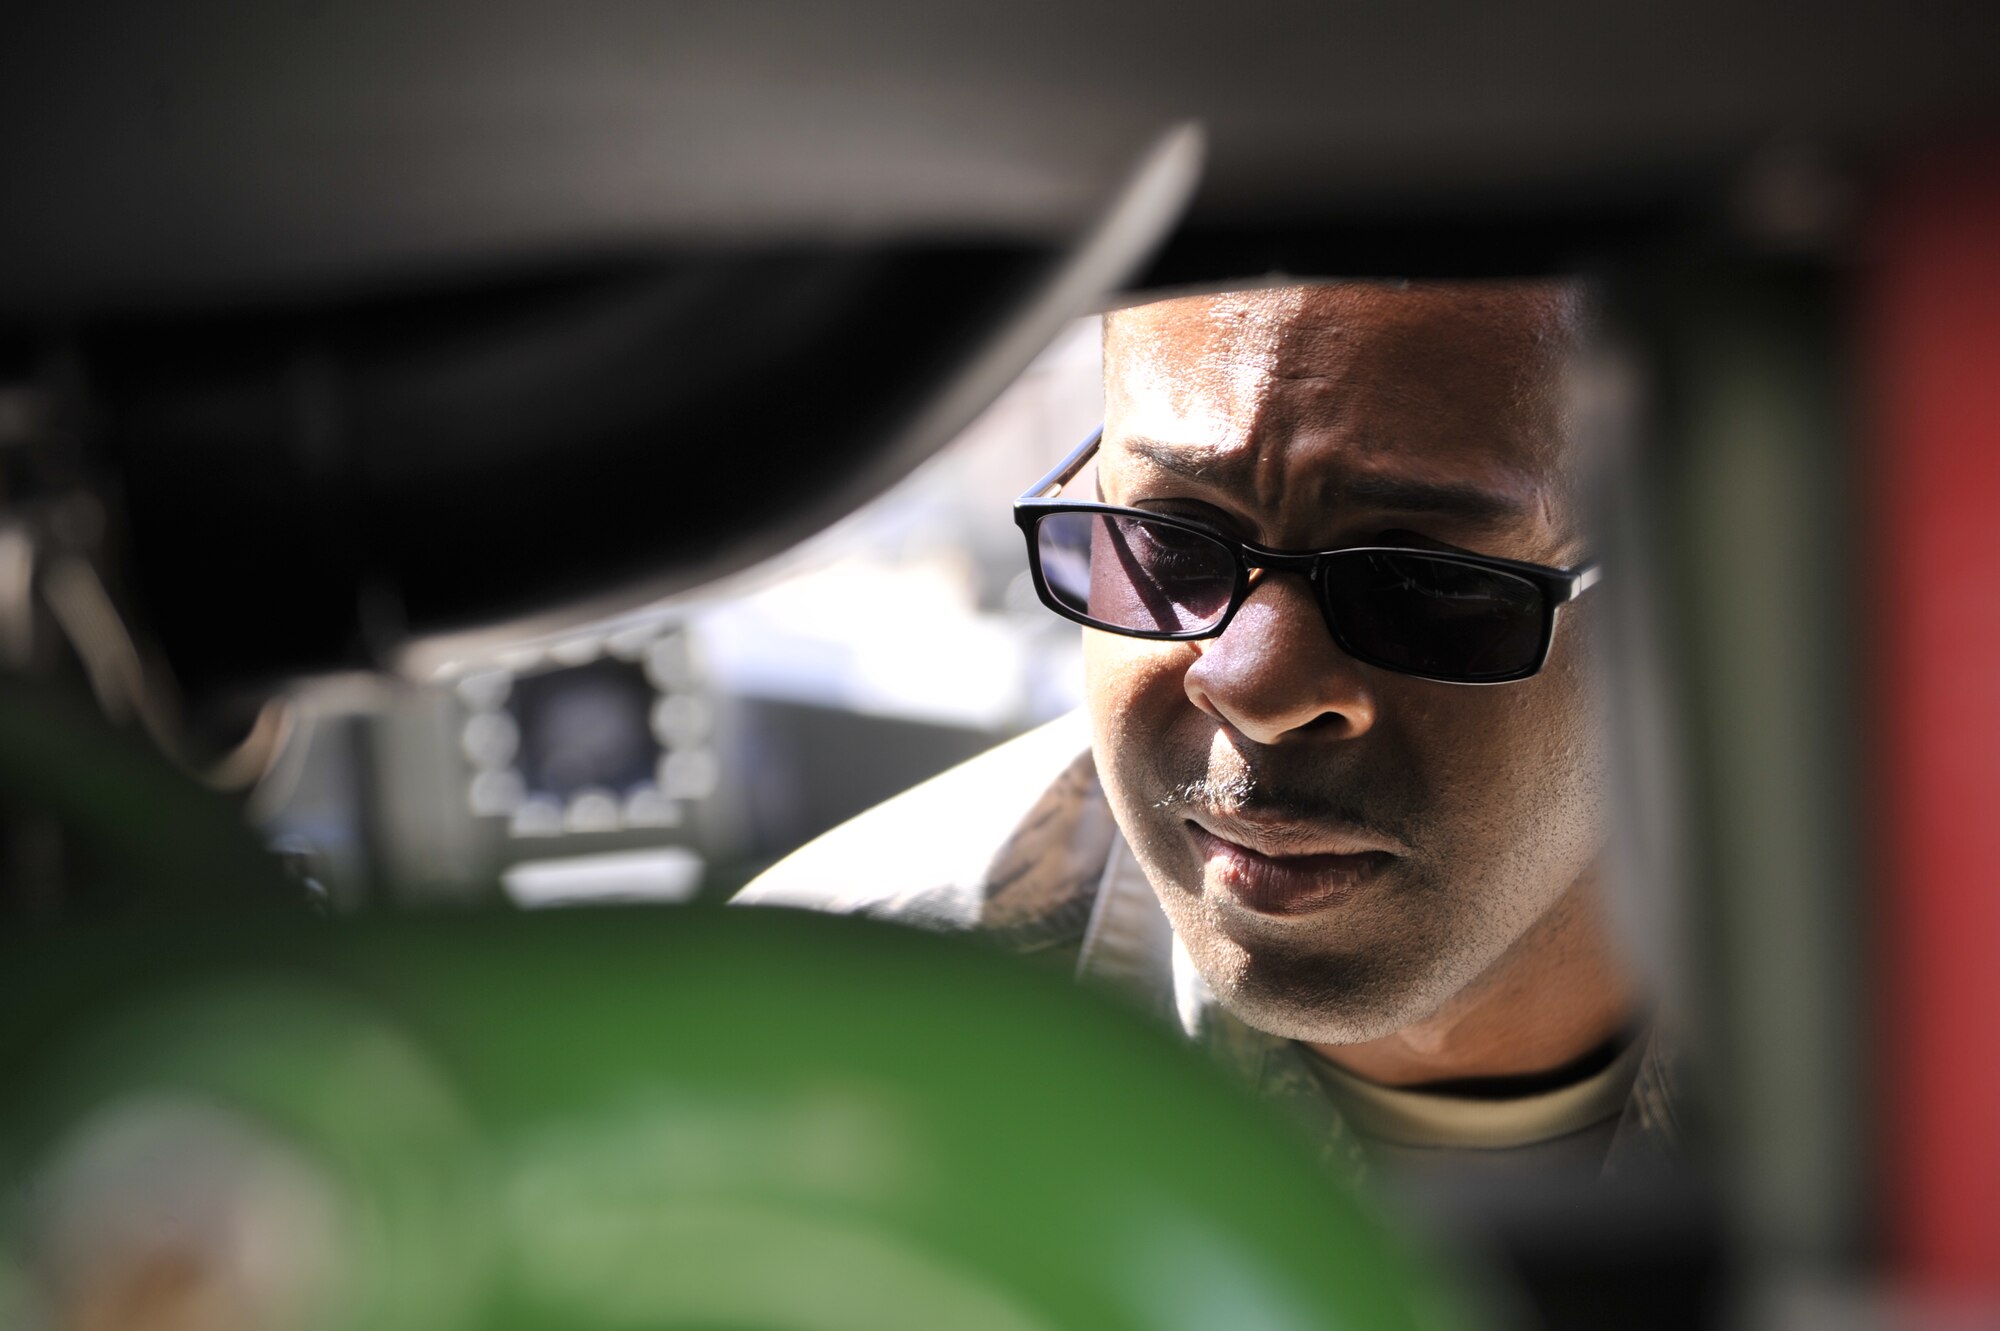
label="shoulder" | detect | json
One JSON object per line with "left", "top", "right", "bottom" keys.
{"left": 731, "top": 710, "right": 1115, "bottom": 952}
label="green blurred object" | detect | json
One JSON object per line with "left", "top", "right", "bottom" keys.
{"left": 0, "top": 683, "right": 294, "bottom": 916}
{"left": 0, "top": 907, "right": 1475, "bottom": 1331}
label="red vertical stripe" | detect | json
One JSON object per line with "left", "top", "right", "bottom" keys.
{"left": 1870, "top": 143, "right": 2000, "bottom": 1293}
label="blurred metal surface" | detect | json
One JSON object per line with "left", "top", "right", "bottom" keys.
{"left": 0, "top": 127, "right": 1195, "bottom": 704}
{"left": 1627, "top": 262, "right": 1867, "bottom": 1282}
{"left": 3, "top": 1, "right": 1999, "bottom": 305}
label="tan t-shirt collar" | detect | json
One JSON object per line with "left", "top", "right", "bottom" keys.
{"left": 1302, "top": 1038, "right": 1647, "bottom": 1150}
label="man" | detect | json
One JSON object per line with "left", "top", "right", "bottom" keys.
{"left": 737, "top": 282, "right": 1684, "bottom": 1183}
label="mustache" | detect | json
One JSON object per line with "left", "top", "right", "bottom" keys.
{"left": 1151, "top": 769, "right": 1403, "bottom": 839}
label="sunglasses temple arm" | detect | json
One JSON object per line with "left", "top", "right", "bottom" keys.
{"left": 1021, "top": 426, "right": 1104, "bottom": 500}
{"left": 1566, "top": 562, "right": 1603, "bottom": 601}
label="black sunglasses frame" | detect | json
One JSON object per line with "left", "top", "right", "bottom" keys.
{"left": 1012, "top": 428, "right": 1601, "bottom": 685}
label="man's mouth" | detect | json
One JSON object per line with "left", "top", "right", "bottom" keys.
{"left": 1185, "top": 819, "right": 1397, "bottom": 917}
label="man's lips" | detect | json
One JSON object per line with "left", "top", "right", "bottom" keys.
{"left": 1186, "top": 818, "right": 1398, "bottom": 917}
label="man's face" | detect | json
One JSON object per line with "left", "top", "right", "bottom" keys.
{"left": 1088, "top": 283, "right": 1607, "bottom": 1045}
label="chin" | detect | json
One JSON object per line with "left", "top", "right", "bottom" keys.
{"left": 1196, "top": 935, "right": 1458, "bottom": 1047}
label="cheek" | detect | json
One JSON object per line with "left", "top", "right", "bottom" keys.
{"left": 1082, "top": 633, "right": 1199, "bottom": 790}
{"left": 1410, "top": 653, "right": 1606, "bottom": 863}
{"left": 1378, "top": 655, "right": 1600, "bottom": 809}
{"left": 1083, "top": 632, "right": 1189, "bottom": 721}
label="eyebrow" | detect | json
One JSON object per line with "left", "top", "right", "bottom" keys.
{"left": 1120, "top": 436, "right": 1534, "bottom": 526}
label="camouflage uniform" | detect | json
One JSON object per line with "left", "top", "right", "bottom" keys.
{"left": 736, "top": 712, "right": 1688, "bottom": 1187}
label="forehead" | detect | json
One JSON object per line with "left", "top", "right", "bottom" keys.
{"left": 1101, "top": 283, "right": 1586, "bottom": 528}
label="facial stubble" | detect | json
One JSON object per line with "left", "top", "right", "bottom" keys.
{"left": 1114, "top": 733, "right": 1463, "bottom": 1044}
{"left": 1101, "top": 707, "right": 1604, "bottom": 1047}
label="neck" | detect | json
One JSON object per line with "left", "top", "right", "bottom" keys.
{"left": 1310, "top": 868, "right": 1641, "bottom": 1088}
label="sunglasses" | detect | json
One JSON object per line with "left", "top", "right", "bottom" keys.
{"left": 1013, "top": 429, "right": 1600, "bottom": 685}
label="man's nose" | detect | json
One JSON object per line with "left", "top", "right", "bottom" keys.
{"left": 1183, "top": 572, "right": 1378, "bottom": 744}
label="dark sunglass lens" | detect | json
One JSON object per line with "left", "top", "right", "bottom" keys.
{"left": 1325, "top": 551, "right": 1547, "bottom": 679}
{"left": 1035, "top": 511, "right": 1236, "bottom": 634}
